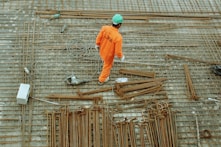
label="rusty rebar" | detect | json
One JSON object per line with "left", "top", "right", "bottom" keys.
{"left": 184, "top": 64, "right": 199, "bottom": 100}
{"left": 119, "top": 68, "right": 155, "bottom": 78}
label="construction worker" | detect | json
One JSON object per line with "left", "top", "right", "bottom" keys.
{"left": 95, "top": 14, "right": 125, "bottom": 85}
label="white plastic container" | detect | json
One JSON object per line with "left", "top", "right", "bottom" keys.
{"left": 16, "top": 83, "right": 30, "bottom": 105}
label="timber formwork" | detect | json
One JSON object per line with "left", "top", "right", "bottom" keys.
{"left": 0, "top": 0, "right": 221, "bottom": 147}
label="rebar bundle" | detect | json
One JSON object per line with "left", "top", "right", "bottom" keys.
{"left": 142, "top": 101, "right": 178, "bottom": 147}
{"left": 47, "top": 106, "right": 114, "bottom": 147}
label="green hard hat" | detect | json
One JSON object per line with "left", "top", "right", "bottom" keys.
{"left": 112, "top": 14, "right": 123, "bottom": 25}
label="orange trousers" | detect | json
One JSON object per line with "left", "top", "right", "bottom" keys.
{"left": 99, "top": 60, "right": 113, "bottom": 82}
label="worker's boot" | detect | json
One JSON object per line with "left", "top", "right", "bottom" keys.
{"left": 98, "top": 77, "right": 109, "bottom": 85}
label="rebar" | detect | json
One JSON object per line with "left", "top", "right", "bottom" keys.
{"left": 184, "top": 64, "right": 199, "bottom": 100}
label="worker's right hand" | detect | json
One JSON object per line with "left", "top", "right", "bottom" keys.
{"left": 120, "top": 55, "right": 125, "bottom": 62}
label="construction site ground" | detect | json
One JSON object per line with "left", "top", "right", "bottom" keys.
{"left": 0, "top": 0, "right": 221, "bottom": 147}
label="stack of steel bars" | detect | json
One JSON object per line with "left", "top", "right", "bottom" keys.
{"left": 142, "top": 101, "right": 178, "bottom": 147}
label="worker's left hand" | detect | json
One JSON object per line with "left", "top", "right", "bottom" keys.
{"left": 95, "top": 45, "right": 100, "bottom": 50}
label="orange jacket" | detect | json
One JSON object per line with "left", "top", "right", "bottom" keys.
{"left": 96, "top": 26, "right": 123, "bottom": 63}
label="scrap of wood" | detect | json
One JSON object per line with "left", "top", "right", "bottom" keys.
{"left": 119, "top": 68, "right": 155, "bottom": 78}
{"left": 46, "top": 94, "right": 102, "bottom": 101}
{"left": 165, "top": 54, "right": 220, "bottom": 65}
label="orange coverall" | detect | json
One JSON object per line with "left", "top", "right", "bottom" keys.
{"left": 96, "top": 25, "right": 123, "bottom": 83}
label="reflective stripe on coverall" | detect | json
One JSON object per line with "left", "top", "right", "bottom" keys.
{"left": 96, "top": 25, "right": 123, "bottom": 82}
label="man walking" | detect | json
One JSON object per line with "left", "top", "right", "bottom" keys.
{"left": 95, "top": 14, "right": 125, "bottom": 85}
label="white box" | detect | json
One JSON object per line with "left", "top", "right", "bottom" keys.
{"left": 16, "top": 83, "right": 30, "bottom": 105}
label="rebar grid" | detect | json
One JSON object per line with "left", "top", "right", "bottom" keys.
{"left": 0, "top": 0, "right": 221, "bottom": 146}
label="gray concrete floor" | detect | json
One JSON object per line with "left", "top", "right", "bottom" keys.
{"left": 0, "top": 0, "right": 221, "bottom": 146}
